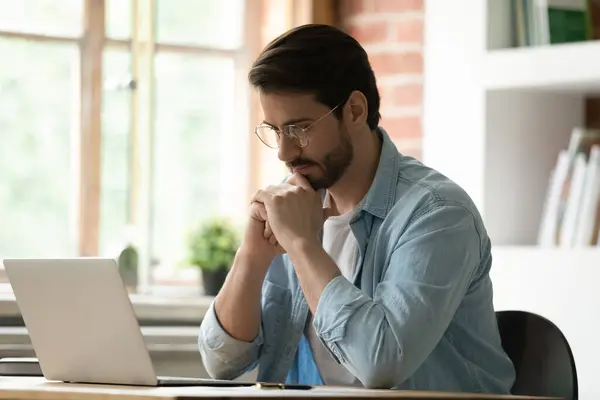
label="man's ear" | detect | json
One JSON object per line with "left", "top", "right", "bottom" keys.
{"left": 345, "top": 90, "right": 368, "bottom": 127}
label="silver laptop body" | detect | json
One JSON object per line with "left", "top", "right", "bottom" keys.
{"left": 2, "top": 257, "right": 250, "bottom": 387}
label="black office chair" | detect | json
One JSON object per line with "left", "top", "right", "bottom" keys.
{"left": 496, "top": 310, "right": 578, "bottom": 400}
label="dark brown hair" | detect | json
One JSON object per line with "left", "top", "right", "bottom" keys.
{"left": 248, "top": 24, "right": 381, "bottom": 131}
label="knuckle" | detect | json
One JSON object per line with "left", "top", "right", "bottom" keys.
{"left": 273, "top": 195, "right": 285, "bottom": 205}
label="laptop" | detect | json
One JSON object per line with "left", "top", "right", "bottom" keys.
{"left": 1, "top": 257, "right": 257, "bottom": 387}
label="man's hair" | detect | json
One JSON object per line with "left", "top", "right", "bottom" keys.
{"left": 248, "top": 24, "right": 381, "bottom": 131}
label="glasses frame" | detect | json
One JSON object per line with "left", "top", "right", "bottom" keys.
{"left": 254, "top": 102, "right": 343, "bottom": 149}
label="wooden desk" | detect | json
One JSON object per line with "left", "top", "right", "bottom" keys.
{"left": 0, "top": 377, "right": 560, "bottom": 400}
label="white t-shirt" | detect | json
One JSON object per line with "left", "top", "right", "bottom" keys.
{"left": 304, "top": 207, "right": 361, "bottom": 386}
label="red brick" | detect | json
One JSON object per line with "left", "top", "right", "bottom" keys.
{"left": 382, "top": 116, "right": 421, "bottom": 138}
{"left": 340, "top": 0, "right": 367, "bottom": 19}
{"left": 392, "top": 84, "right": 422, "bottom": 107}
{"left": 372, "top": 0, "right": 423, "bottom": 13}
{"left": 369, "top": 51, "right": 423, "bottom": 76}
{"left": 347, "top": 21, "right": 390, "bottom": 44}
{"left": 395, "top": 18, "right": 423, "bottom": 44}
{"left": 378, "top": 84, "right": 392, "bottom": 104}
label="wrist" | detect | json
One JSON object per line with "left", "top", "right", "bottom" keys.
{"left": 288, "top": 236, "right": 322, "bottom": 260}
{"left": 236, "top": 244, "right": 273, "bottom": 271}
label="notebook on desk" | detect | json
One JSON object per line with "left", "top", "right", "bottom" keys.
{"left": 1, "top": 257, "right": 310, "bottom": 389}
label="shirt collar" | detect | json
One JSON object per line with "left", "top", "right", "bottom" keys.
{"left": 352, "top": 126, "right": 399, "bottom": 220}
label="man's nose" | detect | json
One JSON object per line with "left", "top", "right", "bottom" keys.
{"left": 277, "top": 134, "right": 301, "bottom": 163}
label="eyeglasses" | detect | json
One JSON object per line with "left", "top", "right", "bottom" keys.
{"left": 254, "top": 103, "right": 342, "bottom": 149}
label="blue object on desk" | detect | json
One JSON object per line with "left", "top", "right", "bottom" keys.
{"left": 285, "top": 333, "right": 325, "bottom": 386}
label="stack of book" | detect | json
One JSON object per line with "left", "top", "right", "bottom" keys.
{"left": 510, "top": 0, "right": 599, "bottom": 47}
{"left": 538, "top": 127, "right": 600, "bottom": 247}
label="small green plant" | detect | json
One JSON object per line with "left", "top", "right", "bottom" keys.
{"left": 188, "top": 217, "right": 240, "bottom": 272}
{"left": 117, "top": 227, "right": 139, "bottom": 290}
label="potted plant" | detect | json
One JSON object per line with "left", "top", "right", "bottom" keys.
{"left": 116, "top": 225, "right": 140, "bottom": 292}
{"left": 118, "top": 243, "right": 138, "bottom": 292}
{"left": 188, "top": 217, "right": 240, "bottom": 296}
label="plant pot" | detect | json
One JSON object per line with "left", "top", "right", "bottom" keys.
{"left": 201, "top": 268, "right": 228, "bottom": 296}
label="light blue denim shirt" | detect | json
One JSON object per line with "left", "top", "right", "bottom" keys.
{"left": 198, "top": 127, "right": 516, "bottom": 392}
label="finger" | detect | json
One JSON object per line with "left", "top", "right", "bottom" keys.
{"left": 264, "top": 221, "right": 279, "bottom": 246}
{"left": 250, "top": 189, "right": 271, "bottom": 205}
{"left": 250, "top": 201, "right": 268, "bottom": 222}
{"left": 269, "top": 234, "right": 278, "bottom": 246}
{"left": 286, "top": 172, "right": 312, "bottom": 191}
{"left": 264, "top": 220, "right": 273, "bottom": 238}
{"left": 250, "top": 185, "right": 290, "bottom": 204}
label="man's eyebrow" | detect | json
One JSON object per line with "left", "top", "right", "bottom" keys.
{"left": 262, "top": 117, "right": 313, "bottom": 128}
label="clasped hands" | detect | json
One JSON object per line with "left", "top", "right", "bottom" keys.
{"left": 251, "top": 173, "right": 332, "bottom": 254}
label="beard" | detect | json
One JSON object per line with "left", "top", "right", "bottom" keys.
{"left": 286, "top": 125, "right": 354, "bottom": 190}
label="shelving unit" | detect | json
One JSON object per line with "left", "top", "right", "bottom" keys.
{"left": 484, "top": 40, "right": 600, "bottom": 93}
{"left": 424, "top": 1, "right": 600, "bottom": 398}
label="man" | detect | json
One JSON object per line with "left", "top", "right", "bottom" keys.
{"left": 198, "top": 24, "right": 516, "bottom": 392}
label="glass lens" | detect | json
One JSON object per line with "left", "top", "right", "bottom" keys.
{"left": 284, "top": 125, "right": 308, "bottom": 147}
{"left": 255, "top": 125, "right": 279, "bottom": 148}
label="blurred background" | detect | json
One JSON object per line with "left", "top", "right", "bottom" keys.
{"left": 0, "top": 0, "right": 428, "bottom": 294}
{"left": 1, "top": 0, "right": 600, "bottom": 396}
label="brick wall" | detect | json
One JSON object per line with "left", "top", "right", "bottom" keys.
{"left": 339, "top": 0, "right": 424, "bottom": 160}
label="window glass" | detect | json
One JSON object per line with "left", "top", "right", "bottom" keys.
{"left": 0, "top": 38, "right": 78, "bottom": 257}
{"left": 0, "top": 0, "right": 82, "bottom": 37}
{"left": 99, "top": 49, "right": 132, "bottom": 256}
{"left": 156, "top": 0, "right": 245, "bottom": 49}
{"left": 151, "top": 52, "right": 235, "bottom": 269}
{"left": 105, "top": 0, "right": 131, "bottom": 39}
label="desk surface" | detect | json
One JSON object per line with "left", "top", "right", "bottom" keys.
{"left": 0, "top": 377, "right": 559, "bottom": 400}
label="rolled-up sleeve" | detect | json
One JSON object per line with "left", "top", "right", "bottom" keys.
{"left": 312, "top": 204, "right": 481, "bottom": 388}
{"left": 198, "top": 300, "right": 263, "bottom": 380}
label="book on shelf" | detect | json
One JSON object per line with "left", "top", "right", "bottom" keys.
{"left": 538, "top": 127, "right": 600, "bottom": 247}
{"left": 510, "top": 0, "right": 598, "bottom": 47}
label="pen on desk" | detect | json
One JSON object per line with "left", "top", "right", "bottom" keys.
{"left": 255, "top": 382, "right": 313, "bottom": 390}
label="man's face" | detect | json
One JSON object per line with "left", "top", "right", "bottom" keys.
{"left": 259, "top": 92, "right": 353, "bottom": 190}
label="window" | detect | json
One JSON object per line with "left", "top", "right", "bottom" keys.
{"left": 0, "top": 0, "right": 251, "bottom": 293}
{"left": 151, "top": 53, "right": 237, "bottom": 270}
{"left": 0, "top": 0, "right": 82, "bottom": 37}
{"left": 100, "top": 49, "right": 132, "bottom": 256}
{"left": 0, "top": 15, "right": 79, "bottom": 259}
{"left": 155, "top": 0, "right": 244, "bottom": 48}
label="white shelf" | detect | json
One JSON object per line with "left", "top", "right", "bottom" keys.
{"left": 425, "top": 1, "right": 600, "bottom": 397}
{"left": 491, "top": 245, "right": 600, "bottom": 264}
{"left": 485, "top": 40, "right": 600, "bottom": 93}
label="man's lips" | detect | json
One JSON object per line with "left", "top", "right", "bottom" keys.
{"left": 291, "top": 164, "right": 314, "bottom": 173}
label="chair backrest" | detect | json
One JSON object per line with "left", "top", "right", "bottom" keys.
{"left": 496, "top": 310, "right": 578, "bottom": 400}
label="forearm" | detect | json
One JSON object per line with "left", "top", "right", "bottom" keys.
{"left": 198, "top": 247, "right": 271, "bottom": 379}
{"left": 214, "top": 247, "right": 271, "bottom": 342}
{"left": 286, "top": 239, "right": 402, "bottom": 387}
{"left": 287, "top": 239, "right": 341, "bottom": 314}
{"left": 312, "top": 276, "right": 402, "bottom": 388}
